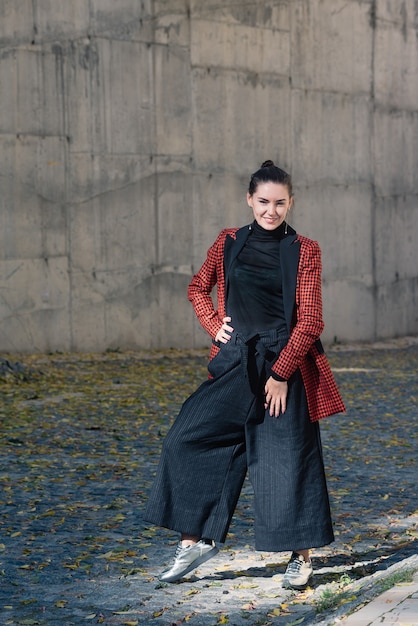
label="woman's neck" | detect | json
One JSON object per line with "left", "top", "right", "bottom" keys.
{"left": 252, "top": 220, "right": 287, "bottom": 240}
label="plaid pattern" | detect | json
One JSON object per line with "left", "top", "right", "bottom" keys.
{"left": 188, "top": 227, "right": 345, "bottom": 422}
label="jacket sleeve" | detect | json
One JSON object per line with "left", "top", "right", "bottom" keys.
{"left": 187, "top": 231, "right": 226, "bottom": 339}
{"left": 272, "top": 239, "right": 325, "bottom": 380}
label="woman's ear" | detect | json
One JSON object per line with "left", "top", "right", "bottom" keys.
{"left": 247, "top": 192, "right": 253, "bottom": 208}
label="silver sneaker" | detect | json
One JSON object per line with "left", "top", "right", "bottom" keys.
{"left": 158, "top": 540, "right": 219, "bottom": 583}
{"left": 282, "top": 552, "right": 313, "bottom": 589}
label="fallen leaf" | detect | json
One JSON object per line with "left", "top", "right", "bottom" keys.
{"left": 268, "top": 608, "right": 282, "bottom": 617}
{"left": 54, "top": 600, "right": 67, "bottom": 608}
{"left": 185, "top": 589, "right": 200, "bottom": 596}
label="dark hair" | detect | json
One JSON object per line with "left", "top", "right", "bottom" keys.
{"left": 248, "top": 160, "right": 293, "bottom": 197}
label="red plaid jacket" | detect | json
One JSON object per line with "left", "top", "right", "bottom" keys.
{"left": 188, "top": 224, "right": 345, "bottom": 421}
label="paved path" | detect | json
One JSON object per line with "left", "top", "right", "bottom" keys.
{"left": 342, "top": 570, "right": 418, "bottom": 626}
{"left": 0, "top": 340, "right": 417, "bottom": 625}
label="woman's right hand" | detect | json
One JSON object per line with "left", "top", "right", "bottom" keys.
{"left": 215, "top": 316, "right": 234, "bottom": 344}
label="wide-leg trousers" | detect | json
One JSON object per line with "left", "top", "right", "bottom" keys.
{"left": 144, "top": 330, "right": 334, "bottom": 551}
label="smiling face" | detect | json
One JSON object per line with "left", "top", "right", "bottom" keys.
{"left": 247, "top": 182, "right": 293, "bottom": 231}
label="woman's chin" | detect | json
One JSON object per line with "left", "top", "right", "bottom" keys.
{"left": 261, "top": 219, "right": 281, "bottom": 230}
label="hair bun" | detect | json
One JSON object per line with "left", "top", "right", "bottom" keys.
{"left": 248, "top": 161, "right": 292, "bottom": 196}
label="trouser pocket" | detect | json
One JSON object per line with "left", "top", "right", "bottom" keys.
{"left": 207, "top": 343, "right": 242, "bottom": 379}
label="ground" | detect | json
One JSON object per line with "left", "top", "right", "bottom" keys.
{"left": 0, "top": 339, "right": 417, "bottom": 625}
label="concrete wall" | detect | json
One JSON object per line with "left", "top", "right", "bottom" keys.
{"left": 0, "top": 0, "right": 417, "bottom": 353}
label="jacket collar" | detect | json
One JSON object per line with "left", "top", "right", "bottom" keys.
{"left": 224, "top": 224, "right": 252, "bottom": 278}
{"left": 280, "top": 231, "right": 300, "bottom": 331}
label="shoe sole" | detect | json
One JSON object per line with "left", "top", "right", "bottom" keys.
{"left": 158, "top": 546, "right": 219, "bottom": 583}
{"left": 282, "top": 575, "right": 313, "bottom": 590}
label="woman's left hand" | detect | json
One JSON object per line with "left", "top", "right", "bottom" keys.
{"left": 264, "top": 377, "right": 288, "bottom": 418}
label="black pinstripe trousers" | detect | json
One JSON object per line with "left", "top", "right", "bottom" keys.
{"left": 144, "top": 330, "right": 334, "bottom": 551}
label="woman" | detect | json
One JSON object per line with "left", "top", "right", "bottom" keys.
{"left": 144, "top": 161, "right": 345, "bottom": 589}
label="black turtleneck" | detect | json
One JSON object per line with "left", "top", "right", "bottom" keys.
{"left": 226, "top": 220, "right": 288, "bottom": 336}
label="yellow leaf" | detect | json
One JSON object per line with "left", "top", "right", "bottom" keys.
{"left": 268, "top": 608, "right": 282, "bottom": 617}
{"left": 97, "top": 551, "right": 114, "bottom": 559}
{"left": 185, "top": 589, "right": 200, "bottom": 596}
{"left": 123, "top": 622, "right": 138, "bottom": 626}
{"left": 287, "top": 618, "right": 305, "bottom": 626}
{"left": 55, "top": 600, "right": 67, "bottom": 608}
{"left": 340, "top": 595, "right": 357, "bottom": 604}
{"left": 217, "top": 615, "right": 229, "bottom": 624}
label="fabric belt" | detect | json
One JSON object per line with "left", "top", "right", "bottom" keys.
{"left": 230, "top": 329, "right": 289, "bottom": 379}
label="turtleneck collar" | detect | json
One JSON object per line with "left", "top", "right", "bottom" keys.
{"left": 250, "top": 220, "right": 288, "bottom": 241}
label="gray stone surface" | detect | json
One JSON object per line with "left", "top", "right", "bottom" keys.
{"left": 0, "top": 1, "right": 418, "bottom": 352}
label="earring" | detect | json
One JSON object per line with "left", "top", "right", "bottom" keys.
{"left": 284, "top": 219, "right": 288, "bottom": 235}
